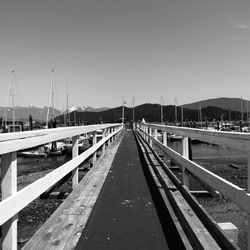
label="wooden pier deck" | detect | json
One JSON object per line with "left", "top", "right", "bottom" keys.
{"left": 1, "top": 123, "right": 245, "bottom": 249}
{"left": 75, "top": 131, "right": 170, "bottom": 250}
{"left": 24, "top": 131, "right": 171, "bottom": 249}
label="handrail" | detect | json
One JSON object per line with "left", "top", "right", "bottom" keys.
{"left": 147, "top": 124, "right": 250, "bottom": 151}
{"left": 0, "top": 124, "right": 117, "bottom": 142}
{"left": 0, "top": 124, "right": 119, "bottom": 154}
{"left": 137, "top": 122, "right": 250, "bottom": 248}
{"left": 0, "top": 123, "right": 123, "bottom": 250}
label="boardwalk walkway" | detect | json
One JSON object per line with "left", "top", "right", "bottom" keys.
{"left": 75, "top": 130, "right": 170, "bottom": 250}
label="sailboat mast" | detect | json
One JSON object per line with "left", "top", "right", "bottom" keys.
{"left": 122, "top": 101, "right": 124, "bottom": 125}
{"left": 51, "top": 69, "right": 55, "bottom": 122}
{"left": 199, "top": 104, "right": 202, "bottom": 125}
{"left": 121, "top": 95, "right": 125, "bottom": 127}
{"left": 174, "top": 98, "right": 178, "bottom": 124}
{"left": 132, "top": 97, "right": 135, "bottom": 124}
{"left": 160, "top": 96, "right": 164, "bottom": 124}
{"left": 241, "top": 97, "right": 244, "bottom": 121}
{"left": 181, "top": 105, "right": 183, "bottom": 127}
{"left": 46, "top": 69, "right": 55, "bottom": 128}
{"left": 66, "top": 82, "right": 69, "bottom": 126}
{"left": 9, "top": 70, "right": 15, "bottom": 132}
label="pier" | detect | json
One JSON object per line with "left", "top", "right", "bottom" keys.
{"left": 1, "top": 123, "right": 250, "bottom": 249}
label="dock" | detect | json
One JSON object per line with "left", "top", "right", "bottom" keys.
{"left": 0, "top": 123, "right": 248, "bottom": 249}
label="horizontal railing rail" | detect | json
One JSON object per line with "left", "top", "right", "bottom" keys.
{"left": 0, "top": 123, "right": 123, "bottom": 250}
{"left": 137, "top": 122, "right": 250, "bottom": 248}
{"left": 146, "top": 124, "right": 250, "bottom": 150}
{"left": 0, "top": 124, "right": 119, "bottom": 154}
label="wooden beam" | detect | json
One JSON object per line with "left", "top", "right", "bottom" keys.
{"left": 148, "top": 124, "right": 250, "bottom": 151}
{"left": 1, "top": 152, "right": 17, "bottom": 250}
{"left": 22, "top": 131, "right": 123, "bottom": 250}
{"left": 72, "top": 135, "right": 79, "bottom": 189}
{"left": 0, "top": 127, "right": 122, "bottom": 227}
{"left": 182, "top": 136, "right": 190, "bottom": 189}
{"left": 92, "top": 131, "right": 97, "bottom": 164}
{"left": 140, "top": 129, "right": 250, "bottom": 213}
{"left": 0, "top": 124, "right": 122, "bottom": 155}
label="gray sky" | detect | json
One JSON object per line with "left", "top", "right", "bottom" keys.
{"left": 1, "top": 0, "right": 250, "bottom": 109}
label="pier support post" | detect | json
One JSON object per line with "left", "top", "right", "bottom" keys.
{"left": 72, "top": 135, "right": 79, "bottom": 189}
{"left": 1, "top": 152, "right": 17, "bottom": 250}
{"left": 182, "top": 136, "right": 190, "bottom": 189}
{"left": 92, "top": 131, "right": 97, "bottom": 164}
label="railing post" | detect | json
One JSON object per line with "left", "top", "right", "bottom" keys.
{"left": 149, "top": 127, "right": 152, "bottom": 147}
{"left": 163, "top": 131, "right": 168, "bottom": 163}
{"left": 113, "top": 127, "right": 116, "bottom": 140}
{"left": 108, "top": 128, "right": 111, "bottom": 147}
{"left": 247, "top": 152, "right": 250, "bottom": 249}
{"left": 147, "top": 126, "right": 150, "bottom": 143}
{"left": 72, "top": 135, "right": 79, "bottom": 189}
{"left": 154, "top": 128, "right": 157, "bottom": 140}
{"left": 93, "top": 131, "right": 97, "bottom": 164}
{"left": 112, "top": 127, "right": 116, "bottom": 140}
{"left": 145, "top": 126, "right": 148, "bottom": 142}
{"left": 142, "top": 125, "right": 145, "bottom": 140}
{"left": 1, "top": 152, "right": 17, "bottom": 250}
{"left": 163, "top": 131, "right": 167, "bottom": 146}
{"left": 153, "top": 128, "right": 158, "bottom": 152}
{"left": 102, "top": 129, "right": 106, "bottom": 155}
{"left": 182, "top": 136, "right": 190, "bottom": 189}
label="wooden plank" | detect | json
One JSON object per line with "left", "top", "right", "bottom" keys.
{"left": 145, "top": 151, "right": 177, "bottom": 191}
{"left": 72, "top": 135, "right": 79, "bottom": 189}
{"left": 0, "top": 128, "right": 122, "bottom": 226}
{"left": 171, "top": 190, "right": 221, "bottom": 249}
{"left": 134, "top": 132, "right": 193, "bottom": 249}
{"left": 136, "top": 130, "right": 239, "bottom": 250}
{"left": 92, "top": 131, "right": 97, "bottom": 164}
{"left": 22, "top": 131, "right": 122, "bottom": 250}
{"left": 0, "top": 124, "right": 119, "bottom": 142}
{"left": 158, "top": 188, "right": 193, "bottom": 249}
{"left": 1, "top": 152, "right": 18, "bottom": 250}
{"left": 148, "top": 134, "right": 250, "bottom": 213}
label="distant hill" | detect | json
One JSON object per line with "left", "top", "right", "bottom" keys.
{"left": 0, "top": 106, "right": 61, "bottom": 122}
{"left": 184, "top": 97, "right": 249, "bottom": 112}
{"left": 0, "top": 105, "right": 110, "bottom": 123}
{"left": 83, "top": 106, "right": 110, "bottom": 112}
{"left": 55, "top": 103, "right": 243, "bottom": 125}
{"left": 1, "top": 98, "right": 247, "bottom": 125}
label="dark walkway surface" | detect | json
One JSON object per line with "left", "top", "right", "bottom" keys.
{"left": 76, "top": 131, "right": 169, "bottom": 250}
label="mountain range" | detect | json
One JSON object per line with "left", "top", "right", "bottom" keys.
{"left": 184, "top": 97, "right": 249, "bottom": 112}
{"left": 0, "top": 97, "right": 248, "bottom": 123}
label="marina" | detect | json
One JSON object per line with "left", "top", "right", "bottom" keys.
{"left": 0, "top": 123, "right": 250, "bottom": 249}
{"left": 1, "top": 1, "right": 250, "bottom": 249}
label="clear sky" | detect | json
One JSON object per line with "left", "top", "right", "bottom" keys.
{"left": 0, "top": 0, "right": 250, "bottom": 109}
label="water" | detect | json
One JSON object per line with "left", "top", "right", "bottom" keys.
{"left": 168, "top": 140, "right": 247, "bottom": 159}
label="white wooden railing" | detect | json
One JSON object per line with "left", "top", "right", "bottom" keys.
{"left": 0, "top": 123, "right": 123, "bottom": 250}
{"left": 137, "top": 123, "right": 250, "bottom": 248}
